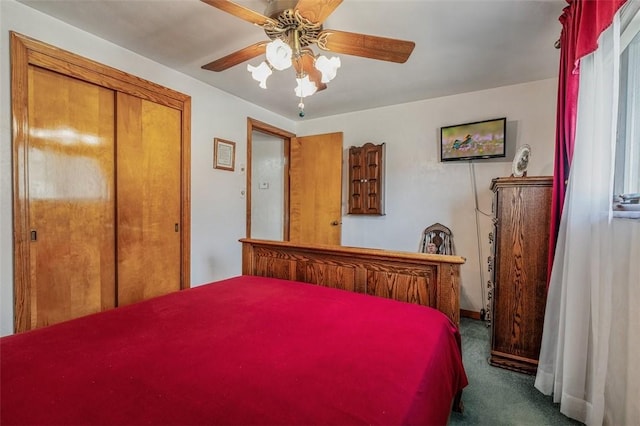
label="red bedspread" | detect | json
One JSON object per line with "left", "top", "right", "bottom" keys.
{"left": 1, "top": 276, "right": 467, "bottom": 425}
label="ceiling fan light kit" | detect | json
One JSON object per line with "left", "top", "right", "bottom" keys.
{"left": 201, "top": 0, "right": 415, "bottom": 116}
{"left": 265, "top": 38, "right": 293, "bottom": 70}
{"left": 247, "top": 62, "right": 273, "bottom": 88}
{"left": 315, "top": 55, "right": 341, "bottom": 83}
{"left": 250, "top": 32, "right": 341, "bottom": 106}
{"left": 295, "top": 75, "right": 318, "bottom": 98}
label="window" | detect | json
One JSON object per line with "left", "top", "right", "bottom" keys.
{"left": 613, "top": 4, "right": 640, "bottom": 213}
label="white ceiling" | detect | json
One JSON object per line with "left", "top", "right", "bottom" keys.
{"left": 17, "top": 0, "right": 565, "bottom": 120}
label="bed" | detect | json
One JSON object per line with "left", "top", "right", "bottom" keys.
{"left": 1, "top": 242, "right": 468, "bottom": 425}
{"left": 240, "top": 238, "right": 465, "bottom": 327}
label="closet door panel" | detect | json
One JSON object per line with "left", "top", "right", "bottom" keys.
{"left": 27, "top": 66, "right": 116, "bottom": 328}
{"left": 116, "top": 93, "right": 182, "bottom": 305}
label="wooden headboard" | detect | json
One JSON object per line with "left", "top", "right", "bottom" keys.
{"left": 240, "top": 239, "right": 466, "bottom": 326}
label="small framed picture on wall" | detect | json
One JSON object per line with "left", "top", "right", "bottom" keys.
{"left": 214, "top": 138, "right": 236, "bottom": 171}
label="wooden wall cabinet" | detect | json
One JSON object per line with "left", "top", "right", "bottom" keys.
{"left": 489, "top": 176, "right": 552, "bottom": 374}
{"left": 348, "top": 143, "right": 385, "bottom": 215}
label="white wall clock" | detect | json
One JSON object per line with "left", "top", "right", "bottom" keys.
{"left": 512, "top": 144, "right": 531, "bottom": 177}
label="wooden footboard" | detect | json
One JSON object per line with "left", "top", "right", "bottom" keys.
{"left": 240, "top": 239, "right": 466, "bottom": 327}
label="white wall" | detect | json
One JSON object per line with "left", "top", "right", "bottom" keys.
{"left": 251, "top": 133, "right": 285, "bottom": 240}
{"left": 297, "top": 79, "right": 557, "bottom": 313}
{"left": 0, "top": 0, "right": 295, "bottom": 336}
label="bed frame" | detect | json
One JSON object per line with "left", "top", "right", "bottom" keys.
{"left": 241, "top": 238, "right": 466, "bottom": 327}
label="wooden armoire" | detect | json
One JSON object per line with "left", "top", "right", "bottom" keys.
{"left": 10, "top": 33, "right": 191, "bottom": 333}
{"left": 489, "top": 176, "right": 552, "bottom": 374}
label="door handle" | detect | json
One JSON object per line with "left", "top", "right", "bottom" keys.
{"left": 330, "top": 221, "right": 341, "bottom": 226}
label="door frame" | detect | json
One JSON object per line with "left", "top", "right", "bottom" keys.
{"left": 10, "top": 32, "right": 192, "bottom": 332}
{"left": 246, "top": 118, "right": 295, "bottom": 240}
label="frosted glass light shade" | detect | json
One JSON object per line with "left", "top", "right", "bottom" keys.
{"left": 247, "top": 61, "right": 272, "bottom": 89}
{"left": 266, "top": 39, "right": 293, "bottom": 71}
{"left": 294, "top": 75, "right": 318, "bottom": 97}
{"left": 315, "top": 55, "right": 341, "bottom": 83}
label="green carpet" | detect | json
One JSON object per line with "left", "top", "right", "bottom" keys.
{"left": 448, "top": 318, "right": 582, "bottom": 426}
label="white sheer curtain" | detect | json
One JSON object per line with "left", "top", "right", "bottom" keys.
{"left": 536, "top": 8, "right": 640, "bottom": 424}
{"left": 534, "top": 13, "right": 623, "bottom": 426}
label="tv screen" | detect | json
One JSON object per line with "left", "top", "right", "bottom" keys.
{"left": 440, "top": 117, "right": 506, "bottom": 162}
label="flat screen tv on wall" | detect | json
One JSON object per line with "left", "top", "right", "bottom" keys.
{"left": 440, "top": 117, "right": 506, "bottom": 162}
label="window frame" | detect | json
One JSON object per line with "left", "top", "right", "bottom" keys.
{"left": 612, "top": 3, "right": 640, "bottom": 218}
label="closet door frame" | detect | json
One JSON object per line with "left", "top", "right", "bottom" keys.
{"left": 10, "top": 32, "right": 192, "bottom": 333}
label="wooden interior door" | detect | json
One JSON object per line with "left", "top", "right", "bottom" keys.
{"left": 116, "top": 93, "right": 182, "bottom": 305}
{"left": 289, "top": 132, "right": 343, "bottom": 245}
{"left": 25, "top": 66, "right": 117, "bottom": 328}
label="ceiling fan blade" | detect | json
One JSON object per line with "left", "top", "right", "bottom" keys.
{"left": 293, "top": 51, "right": 327, "bottom": 92}
{"left": 294, "top": 0, "right": 343, "bottom": 24}
{"left": 317, "top": 30, "right": 415, "bottom": 63}
{"left": 202, "top": 42, "right": 268, "bottom": 72}
{"left": 200, "top": 0, "right": 277, "bottom": 27}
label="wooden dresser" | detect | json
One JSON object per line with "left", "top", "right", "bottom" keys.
{"left": 489, "top": 176, "right": 552, "bottom": 374}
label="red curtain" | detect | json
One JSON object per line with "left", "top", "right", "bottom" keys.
{"left": 547, "top": 0, "right": 627, "bottom": 286}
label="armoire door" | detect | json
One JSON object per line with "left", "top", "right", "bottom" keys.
{"left": 289, "top": 132, "right": 343, "bottom": 245}
{"left": 26, "top": 65, "right": 117, "bottom": 329}
{"left": 116, "top": 93, "right": 182, "bottom": 306}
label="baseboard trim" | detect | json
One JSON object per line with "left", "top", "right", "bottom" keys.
{"left": 460, "top": 309, "right": 481, "bottom": 320}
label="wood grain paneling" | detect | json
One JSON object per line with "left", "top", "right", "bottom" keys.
{"left": 300, "top": 262, "right": 357, "bottom": 292}
{"left": 116, "top": 93, "right": 182, "bottom": 306}
{"left": 489, "top": 176, "right": 552, "bottom": 374}
{"left": 27, "top": 66, "right": 116, "bottom": 329}
{"left": 367, "top": 271, "right": 434, "bottom": 307}
{"left": 241, "top": 239, "right": 465, "bottom": 326}
{"left": 11, "top": 32, "right": 191, "bottom": 332}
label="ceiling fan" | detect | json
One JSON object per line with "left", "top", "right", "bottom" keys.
{"left": 200, "top": 0, "right": 416, "bottom": 116}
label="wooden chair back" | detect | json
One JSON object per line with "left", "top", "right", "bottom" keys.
{"left": 420, "top": 223, "right": 455, "bottom": 255}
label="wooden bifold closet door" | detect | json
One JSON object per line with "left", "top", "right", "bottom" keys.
{"left": 11, "top": 32, "right": 191, "bottom": 332}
